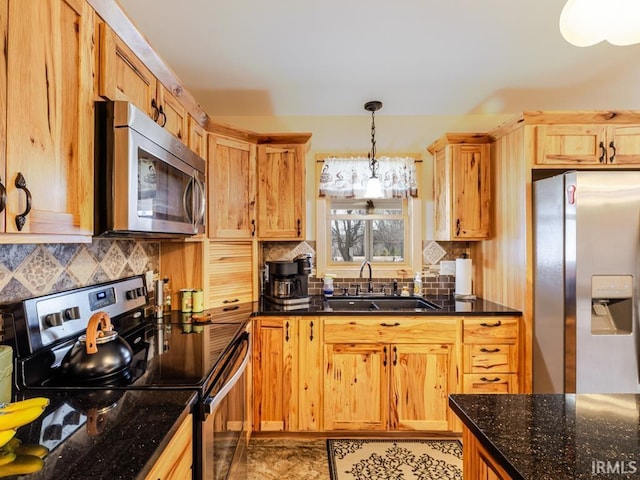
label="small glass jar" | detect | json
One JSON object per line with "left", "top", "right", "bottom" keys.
{"left": 323, "top": 276, "right": 335, "bottom": 296}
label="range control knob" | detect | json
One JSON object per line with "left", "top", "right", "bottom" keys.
{"left": 126, "top": 289, "right": 138, "bottom": 300}
{"left": 63, "top": 306, "right": 81, "bottom": 321}
{"left": 44, "top": 312, "right": 64, "bottom": 328}
{"left": 136, "top": 287, "right": 146, "bottom": 297}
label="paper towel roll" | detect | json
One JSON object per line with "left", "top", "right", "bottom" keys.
{"left": 455, "top": 258, "right": 473, "bottom": 296}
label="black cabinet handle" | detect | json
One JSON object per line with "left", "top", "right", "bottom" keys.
{"left": 151, "top": 98, "right": 160, "bottom": 122}
{"left": 609, "top": 141, "right": 616, "bottom": 163}
{"left": 251, "top": 219, "right": 256, "bottom": 236}
{"left": 285, "top": 321, "right": 290, "bottom": 342}
{"left": 15, "top": 173, "right": 32, "bottom": 231}
{"left": 158, "top": 105, "right": 167, "bottom": 127}
{"left": 480, "top": 320, "right": 502, "bottom": 328}
{"left": 296, "top": 219, "right": 301, "bottom": 237}
{"left": 393, "top": 346, "right": 397, "bottom": 366}
{"left": 222, "top": 298, "right": 239, "bottom": 304}
{"left": 480, "top": 377, "right": 501, "bottom": 383}
{"left": 309, "top": 321, "right": 314, "bottom": 342}
{"left": 456, "top": 218, "right": 461, "bottom": 236}
{"left": 599, "top": 141, "right": 606, "bottom": 163}
{"left": 222, "top": 306, "right": 240, "bottom": 312}
{"left": 480, "top": 347, "right": 501, "bottom": 353}
{"left": 0, "top": 178, "right": 6, "bottom": 214}
{"left": 380, "top": 322, "right": 401, "bottom": 327}
{"left": 383, "top": 346, "right": 387, "bottom": 367}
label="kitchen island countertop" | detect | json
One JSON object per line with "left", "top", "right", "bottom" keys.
{"left": 255, "top": 294, "right": 521, "bottom": 316}
{"left": 449, "top": 393, "right": 640, "bottom": 479}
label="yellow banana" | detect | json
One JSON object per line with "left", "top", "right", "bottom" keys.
{"left": 0, "top": 406, "right": 46, "bottom": 431}
{"left": 0, "top": 398, "right": 49, "bottom": 414}
{"left": 0, "top": 438, "right": 20, "bottom": 453}
{"left": 0, "top": 431, "right": 15, "bottom": 449}
{"left": 0, "top": 454, "right": 44, "bottom": 477}
{"left": 0, "top": 452, "right": 15, "bottom": 467}
{"left": 14, "top": 444, "right": 48, "bottom": 459}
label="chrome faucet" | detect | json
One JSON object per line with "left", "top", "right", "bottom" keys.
{"left": 359, "top": 261, "right": 374, "bottom": 293}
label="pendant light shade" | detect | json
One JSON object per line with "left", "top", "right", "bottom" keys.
{"left": 560, "top": 0, "right": 640, "bottom": 47}
{"left": 364, "top": 100, "right": 384, "bottom": 199}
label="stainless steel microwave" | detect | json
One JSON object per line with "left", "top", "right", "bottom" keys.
{"left": 94, "top": 101, "right": 206, "bottom": 237}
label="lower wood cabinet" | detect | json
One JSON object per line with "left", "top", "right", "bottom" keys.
{"left": 145, "top": 414, "right": 193, "bottom": 480}
{"left": 251, "top": 314, "right": 522, "bottom": 434}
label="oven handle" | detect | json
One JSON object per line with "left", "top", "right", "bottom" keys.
{"left": 202, "top": 331, "right": 251, "bottom": 418}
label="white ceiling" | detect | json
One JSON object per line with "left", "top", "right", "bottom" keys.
{"left": 118, "top": 0, "right": 640, "bottom": 117}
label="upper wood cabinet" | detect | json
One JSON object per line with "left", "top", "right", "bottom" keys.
{"left": 535, "top": 124, "right": 640, "bottom": 166}
{"left": 188, "top": 116, "right": 207, "bottom": 160}
{"left": 257, "top": 135, "right": 311, "bottom": 240}
{"left": 429, "top": 134, "right": 491, "bottom": 241}
{"left": 0, "top": 0, "right": 95, "bottom": 238}
{"left": 208, "top": 135, "right": 257, "bottom": 239}
{"left": 98, "top": 23, "right": 187, "bottom": 141}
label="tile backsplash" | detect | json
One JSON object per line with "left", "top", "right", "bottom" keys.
{"left": 0, "top": 240, "right": 159, "bottom": 303}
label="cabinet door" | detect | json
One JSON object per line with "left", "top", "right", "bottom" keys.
{"left": 451, "top": 144, "right": 490, "bottom": 239}
{"left": 209, "top": 136, "right": 257, "bottom": 239}
{"left": 252, "top": 317, "right": 297, "bottom": 431}
{"left": 323, "top": 343, "right": 388, "bottom": 431}
{"left": 188, "top": 116, "right": 207, "bottom": 160}
{"left": 98, "top": 22, "right": 157, "bottom": 118}
{"left": 4, "top": 0, "right": 94, "bottom": 235}
{"left": 257, "top": 144, "right": 305, "bottom": 240}
{"left": 298, "top": 318, "right": 323, "bottom": 431}
{"left": 157, "top": 84, "right": 187, "bottom": 142}
{"left": 390, "top": 344, "right": 455, "bottom": 431}
{"left": 535, "top": 125, "right": 606, "bottom": 165}
{"left": 606, "top": 125, "right": 640, "bottom": 165}
{"left": 433, "top": 146, "right": 451, "bottom": 240}
{"left": 145, "top": 414, "right": 193, "bottom": 480}
{"left": 206, "top": 241, "right": 254, "bottom": 308}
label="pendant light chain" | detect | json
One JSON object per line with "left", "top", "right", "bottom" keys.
{"left": 370, "top": 108, "right": 378, "bottom": 177}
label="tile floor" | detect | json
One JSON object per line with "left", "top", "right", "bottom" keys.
{"left": 247, "top": 438, "right": 330, "bottom": 480}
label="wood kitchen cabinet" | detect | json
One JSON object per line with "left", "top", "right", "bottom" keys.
{"left": 257, "top": 135, "right": 311, "bottom": 240}
{"left": 160, "top": 240, "right": 256, "bottom": 310}
{"left": 535, "top": 124, "right": 640, "bottom": 166}
{"left": 462, "top": 317, "right": 520, "bottom": 393}
{"left": 98, "top": 23, "right": 187, "bottom": 141}
{"left": 462, "top": 427, "right": 512, "bottom": 480}
{"left": 188, "top": 116, "right": 207, "bottom": 160}
{"left": 0, "top": 0, "right": 95, "bottom": 239}
{"left": 208, "top": 135, "right": 257, "bottom": 239}
{"left": 428, "top": 134, "right": 491, "bottom": 241}
{"left": 323, "top": 316, "right": 459, "bottom": 432}
{"left": 252, "top": 316, "right": 298, "bottom": 432}
{"left": 145, "top": 414, "right": 193, "bottom": 480}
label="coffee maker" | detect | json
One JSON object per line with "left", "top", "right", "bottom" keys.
{"left": 265, "top": 254, "right": 312, "bottom": 309}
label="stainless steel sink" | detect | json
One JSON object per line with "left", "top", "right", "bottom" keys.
{"left": 325, "top": 296, "right": 441, "bottom": 311}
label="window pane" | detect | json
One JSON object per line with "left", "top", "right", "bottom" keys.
{"left": 372, "top": 220, "right": 404, "bottom": 262}
{"left": 331, "top": 219, "right": 364, "bottom": 262}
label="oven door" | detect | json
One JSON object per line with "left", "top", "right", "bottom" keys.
{"left": 200, "top": 329, "right": 250, "bottom": 480}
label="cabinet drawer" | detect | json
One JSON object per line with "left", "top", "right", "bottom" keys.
{"left": 463, "top": 374, "right": 518, "bottom": 394}
{"left": 324, "top": 317, "right": 458, "bottom": 344}
{"left": 463, "top": 344, "right": 517, "bottom": 373}
{"left": 463, "top": 318, "right": 518, "bottom": 343}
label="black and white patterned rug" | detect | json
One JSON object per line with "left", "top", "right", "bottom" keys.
{"left": 327, "top": 439, "right": 462, "bottom": 480}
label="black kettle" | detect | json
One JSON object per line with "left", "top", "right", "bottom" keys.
{"left": 60, "top": 311, "right": 133, "bottom": 381}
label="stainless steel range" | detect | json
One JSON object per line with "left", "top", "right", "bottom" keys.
{"left": 1, "top": 275, "right": 251, "bottom": 480}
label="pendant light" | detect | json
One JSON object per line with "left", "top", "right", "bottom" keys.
{"left": 364, "top": 100, "right": 384, "bottom": 199}
{"left": 560, "top": 0, "right": 640, "bottom": 47}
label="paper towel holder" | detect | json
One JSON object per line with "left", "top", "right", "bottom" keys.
{"left": 454, "top": 255, "right": 476, "bottom": 301}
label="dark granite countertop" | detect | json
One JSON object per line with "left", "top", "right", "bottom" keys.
{"left": 4, "top": 389, "right": 195, "bottom": 480}
{"left": 255, "top": 295, "right": 521, "bottom": 316}
{"left": 449, "top": 393, "right": 640, "bottom": 480}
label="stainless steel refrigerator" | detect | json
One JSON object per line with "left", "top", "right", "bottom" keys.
{"left": 533, "top": 170, "right": 640, "bottom": 393}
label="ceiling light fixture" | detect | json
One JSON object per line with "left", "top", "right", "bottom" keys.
{"left": 364, "top": 100, "right": 384, "bottom": 199}
{"left": 560, "top": 0, "right": 640, "bottom": 47}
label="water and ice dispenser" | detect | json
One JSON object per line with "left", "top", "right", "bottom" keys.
{"left": 591, "top": 275, "right": 633, "bottom": 335}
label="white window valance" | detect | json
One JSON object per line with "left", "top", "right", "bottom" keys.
{"left": 318, "top": 156, "right": 418, "bottom": 199}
